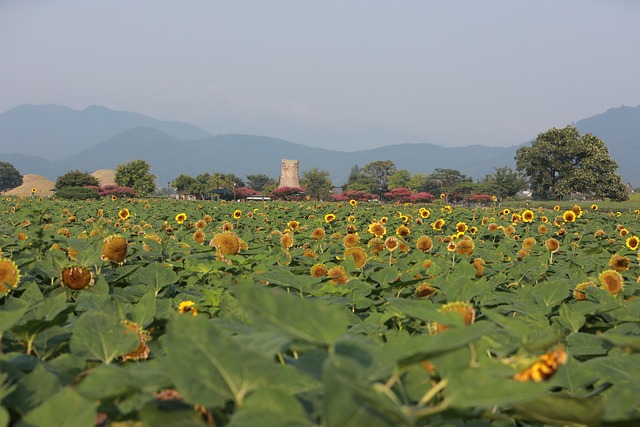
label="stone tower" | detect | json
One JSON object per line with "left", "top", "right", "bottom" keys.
{"left": 279, "top": 159, "right": 300, "bottom": 188}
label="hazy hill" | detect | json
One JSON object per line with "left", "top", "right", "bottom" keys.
{"left": 0, "top": 104, "right": 211, "bottom": 160}
{"left": 0, "top": 103, "right": 638, "bottom": 188}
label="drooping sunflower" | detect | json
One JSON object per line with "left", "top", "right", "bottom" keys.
{"left": 280, "top": 233, "right": 294, "bottom": 249}
{"left": 0, "top": 258, "right": 20, "bottom": 292}
{"left": 396, "top": 225, "right": 410, "bottom": 237}
{"left": 310, "top": 227, "right": 325, "bottom": 240}
{"left": 324, "top": 213, "right": 336, "bottom": 224}
{"left": 609, "top": 254, "right": 630, "bottom": 272}
{"left": 430, "top": 302, "right": 475, "bottom": 335}
{"left": 118, "top": 208, "right": 130, "bottom": 221}
{"left": 178, "top": 300, "right": 199, "bottom": 316}
{"left": 487, "top": 223, "right": 498, "bottom": 232}
{"left": 101, "top": 235, "right": 128, "bottom": 264}
{"left": 368, "top": 238, "right": 385, "bottom": 255}
{"left": 456, "top": 237, "right": 474, "bottom": 256}
{"left": 562, "top": 210, "right": 576, "bottom": 223}
{"left": 504, "top": 225, "right": 516, "bottom": 237}
{"left": 416, "top": 283, "right": 436, "bottom": 298}
{"left": 210, "top": 232, "right": 241, "bottom": 256}
{"left": 310, "top": 264, "right": 329, "bottom": 278}
{"left": 573, "top": 281, "right": 597, "bottom": 301}
{"left": 175, "top": 212, "right": 188, "bottom": 224}
{"left": 327, "top": 265, "right": 348, "bottom": 285}
{"left": 121, "top": 320, "right": 150, "bottom": 361}
{"left": 626, "top": 235, "right": 639, "bottom": 250}
{"left": 522, "top": 237, "right": 537, "bottom": 251}
{"left": 193, "top": 229, "right": 206, "bottom": 244}
{"left": 195, "top": 219, "right": 207, "bottom": 229}
{"left": 446, "top": 241, "right": 456, "bottom": 252}
{"left": 522, "top": 210, "right": 535, "bottom": 223}
{"left": 537, "top": 224, "right": 549, "bottom": 235}
{"left": 368, "top": 222, "right": 386, "bottom": 238}
{"left": 571, "top": 205, "right": 583, "bottom": 218}
{"left": 591, "top": 204, "right": 598, "bottom": 211}
{"left": 472, "top": 258, "right": 485, "bottom": 277}
{"left": 416, "top": 236, "right": 433, "bottom": 252}
{"left": 344, "top": 247, "right": 367, "bottom": 269}
{"left": 545, "top": 238, "right": 560, "bottom": 253}
{"left": 60, "top": 266, "right": 94, "bottom": 290}
{"left": 342, "top": 233, "right": 360, "bottom": 248}
{"left": 599, "top": 269, "right": 624, "bottom": 296}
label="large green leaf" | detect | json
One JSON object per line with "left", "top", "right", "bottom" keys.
{"left": 131, "top": 262, "right": 178, "bottom": 295}
{"left": 228, "top": 388, "right": 315, "bottom": 427}
{"left": 233, "top": 284, "right": 355, "bottom": 346}
{"left": 165, "top": 314, "right": 313, "bottom": 408}
{"left": 15, "top": 387, "right": 97, "bottom": 427}
{"left": 69, "top": 311, "right": 139, "bottom": 364}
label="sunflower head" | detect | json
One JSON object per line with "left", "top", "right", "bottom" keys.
{"left": 522, "top": 210, "right": 535, "bottom": 222}
{"left": 609, "top": 254, "right": 630, "bottom": 272}
{"left": 118, "top": 208, "right": 131, "bottom": 221}
{"left": 210, "top": 232, "right": 241, "bottom": 256}
{"left": 0, "top": 258, "right": 21, "bottom": 293}
{"left": 101, "top": 235, "right": 128, "bottom": 264}
{"left": 368, "top": 222, "right": 386, "bottom": 238}
{"left": 416, "top": 235, "right": 433, "bottom": 252}
{"left": 342, "top": 233, "right": 360, "bottom": 248}
{"left": 327, "top": 265, "right": 348, "bottom": 285}
{"left": 472, "top": 258, "right": 485, "bottom": 277}
{"left": 178, "top": 300, "right": 199, "bottom": 316}
{"left": 430, "top": 302, "right": 475, "bottom": 334}
{"left": 545, "top": 238, "right": 560, "bottom": 253}
{"left": 368, "top": 238, "right": 385, "bottom": 255}
{"left": 310, "top": 264, "right": 329, "bottom": 278}
{"left": 573, "top": 281, "right": 597, "bottom": 301}
{"left": 396, "top": 225, "right": 411, "bottom": 237}
{"left": 384, "top": 237, "right": 399, "bottom": 252}
{"left": 310, "top": 227, "right": 325, "bottom": 240}
{"left": 175, "top": 212, "right": 187, "bottom": 224}
{"left": 193, "top": 229, "right": 206, "bottom": 244}
{"left": 60, "top": 266, "right": 94, "bottom": 290}
{"left": 416, "top": 282, "right": 436, "bottom": 298}
{"left": 626, "top": 235, "right": 640, "bottom": 250}
{"left": 562, "top": 211, "right": 576, "bottom": 223}
{"left": 324, "top": 213, "right": 336, "bottom": 223}
{"left": 599, "top": 269, "right": 624, "bottom": 296}
{"left": 121, "top": 320, "right": 150, "bottom": 361}
{"left": 456, "top": 237, "right": 474, "bottom": 256}
{"left": 344, "top": 247, "right": 367, "bottom": 269}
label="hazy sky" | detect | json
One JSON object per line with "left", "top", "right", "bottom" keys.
{"left": 2, "top": 0, "right": 639, "bottom": 151}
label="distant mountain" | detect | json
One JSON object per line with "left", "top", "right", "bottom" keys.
{"left": 1, "top": 103, "right": 638, "bottom": 187}
{"left": 0, "top": 104, "right": 211, "bottom": 160}
{"left": 573, "top": 106, "right": 640, "bottom": 186}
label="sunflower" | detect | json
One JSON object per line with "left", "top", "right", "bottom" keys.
{"left": 324, "top": 213, "right": 336, "bottom": 224}
{"left": 233, "top": 210, "right": 242, "bottom": 220}
{"left": 368, "top": 222, "right": 386, "bottom": 238}
{"left": 504, "top": 225, "right": 516, "bottom": 237}
{"left": 203, "top": 214, "right": 213, "bottom": 223}
{"left": 545, "top": 238, "right": 560, "bottom": 253}
{"left": 609, "top": 254, "right": 630, "bottom": 272}
{"left": 118, "top": 208, "right": 131, "bottom": 221}
{"left": 195, "top": 220, "right": 207, "bottom": 229}
{"left": 280, "top": 233, "right": 294, "bottom": 249}
{"left": 591, "top": 204, "right": 598, "bottom": 211}
{"left": 487, "top": 223, "right": 498, "bottom": 232}
{"left": 472, "top": 258, "right": 485, "bottom": 277}
{"left": 210, "top": 232, "right": 241, "bottom": 255}
{"left": 620, "top": 228, "right": 629, "bottom": 237}
{"left": 562, "top": 211, "right": 576, "bottom": 223}
{"left": 310, "top": 227, "right": 325, "bottom": 240}
{"left": 522, "top": 210, "right": 535, "bottom": 223}
{"left": 573, "top": 281, "right": 597, "bottom": 301}
{"left": 553, "top": 205, "right": 560, "bottom": 211}
{"left": 0, "top": 258, "right": 20, "bottom": 292}
{"left": 571, "top": 205, "right": 583, "bottom": 218}
{"left": 430, "top": 302, "right": 475, "bottom": 335}
{"left": 342, "top": 233, "right": 360, "bottom": 248}
{"left": 419, "top": 208, "right": 431, "bottom": 219}
{"left": 288, "top": 220, "right": 300, "bottom": 230}
{"left": 456, "top": 222, "right": 468, "bottom": 233}
{"left": 178, "top": 300, "right": 199, "bottom": 316}
{"left": 396, "top": 225, "right": 411, "bottom": 237}
{"left": 446, "top": 241, "right": 456, "bottom": 252}
{"left": 380, "top": 216, "right": 388, "bottom": 224}
{"left": 344, "top": 247, "right": 367, "bottom": 269}
{"left": 626, "top": 235, "right": 639, "bottom": 250}
{"left": 368, "top": 238, "right": 385, "bottom": 255}
{"left": 60, "top": 266, "right": 94, "bottom": 290}
{"left": 599, "top": 269, "right": 624, "bottom": 296}
{"left": 384, "top": 237, "right": 399, "bottom": 252}
{"left": 522, "top": 237, "right": 537, "bottom": 251}
{"left": 349, "top": 199, "right": 357, "bottom": 207}
{"left": 101, "top": 235, "right": 128, "bottom": 264}
{"left": 327, "top": 265, "right": 348, "bottom": 285}
{"left": 175, "top": 212, "right": 187, "bottom": 224}
{"left": 121, "top": 320, "right": 150, "bottom": 361}
{"left": 511, "top": 213, "right": 521, "bottom": 223}
{"left": 501, "top": 208, "right": 511, "bottom": 216}
{"left": 537, "top": 224, "right": 549, "bottom": 235}
{"left": 431, "top": 219, "right": 445, "bottom": 231}
{"left": 416, "top": 236, "right": 433, "bottom": 252}
{"left": 456, "top": 238, "right": 474, "bottom": 256}
{"left": 221, "top": 221, "right": 234, "bottom": 232}
{"left": 469, "top": 226, "right": 478, "bottom": 235}
{"left": 310, "top": 264, "right": 328, "bottom": 278}
{"left": 193, "top": 229, "right": 206, "bottom": 244}
{"left": 111, "top": 195, "right": 117, "bottom": 201}
{"left": 416, "top": 283, "right": 436, "bottom": 298}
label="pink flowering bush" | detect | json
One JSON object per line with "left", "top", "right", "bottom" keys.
{"left": 333, "top": 190, "right": 376, "bottom": 202}
{"left": 86, "top": 185, "right": 137, "bottom": 198}
{"left": 235, "top": 187, "right": 260, "bottom": 199}
{"left": 269, "top": 186, "right": 307, "bottom": 201}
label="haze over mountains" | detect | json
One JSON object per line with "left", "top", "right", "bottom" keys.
{"left": 1, "top": 104, "right": 638, "bottom": 188}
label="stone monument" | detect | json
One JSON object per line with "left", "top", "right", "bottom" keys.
{"left": 279, "top": 159, "right": 300, "bottom": 188}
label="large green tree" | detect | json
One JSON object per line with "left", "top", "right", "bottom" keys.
{"left": 246, "top": 174, "right": 277, "bottom": 193}
{"left": 387, "top": 170, "right": 411, "bottom": 190}
{"left": 54, "top": 170, "right": 99, "bottom": 190}
{"left": 515, "top": 126, "right": 627, "bottom": 201}
{"left": 343, "top": 164, "right": 378, "bottom": 193}
{"left": 172, "top": 174, "right": 195, "bottom": 195}
{"left": 0, "top": 161, "right": 23, "bottom": 192}
{"left": 482, "top": 166, "right": 528, "bottom": 199}
{"left": 115, "top": 159, "right": 157, "bottom": 196}
{"left": 361, "top": 160, "right": 397, "bottom": 196}
{"left": 300, "top": 168, "right": 333, "bottom": 201}
{"left": 423, "top": 168, "right": 472, "bottom": 196}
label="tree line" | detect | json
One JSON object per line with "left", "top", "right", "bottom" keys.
{"left": 0, "top": 125, "right": 629, "bottom": 201}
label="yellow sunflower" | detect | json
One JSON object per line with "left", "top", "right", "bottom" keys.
{"left": 368, "top": 222, "right": 386, "bottom": 238}
{"left": 118, "top": 208, "right": 131, "bottom": 221}
{"left": 324, "top": 213, "right": 336, "bottom": 223}
{"left": 599, "top": 269, "right": 624, "bottom": 296}
{"left": 233, "top": 210, "right": 242, "bottom": 219}
{"left": 175, "top": 212, "right": 187, "bottom": 224}
{"left": 562, "top": 211, "right": 576, "bottom": 223}
{"left": 344, "top": 247, "right": 367, "bottom": 269}
{"left": 349, "top": 199, "right": 357, "bottom": 207}
{"left": 522, "top": 210, "right": 535, "bottom": 223}
{"left": 178, "top": 300, "right": 199, "bottom": 316}
{"left": 626, "top": 235, "right": 639, "bottom": 250}
{"left": 0, "top": 258, "right": 21, "bottom": 292}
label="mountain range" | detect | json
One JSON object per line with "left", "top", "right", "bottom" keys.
{"left": 1, "top": 104, "right": 638, "bottom": 187}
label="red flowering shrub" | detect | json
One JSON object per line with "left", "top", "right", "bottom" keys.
{"left": 332, "top": 190, "right": 376, "bottom": 202}
{"left": 384, "top": 188, "right": 414, "bottom": 203}
{"left": 269, "top": 186, "right": 307, "bottom": 201}
{"left": 235, "top": 187, "right": 260, "bottom": 199}
{"left": 86, "top": 185, "right": 137, "bottom": 198}
{"left": 467, "top": 193, "right": 494, "bottom": 205}
{"left": 409, "top": 192, "right": 436, "bottom": 203}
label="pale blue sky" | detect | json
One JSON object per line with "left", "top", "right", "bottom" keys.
{"left": 1, "top": 0, "right": 639, "bottom": 150}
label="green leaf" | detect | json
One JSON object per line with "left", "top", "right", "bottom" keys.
{"left": 556, "top": 303, "right": 586, "bottom": 333}
{"left": 228, "top": 388, "right": 315, "bottom": 427}
{"left": 165, "top": 314, "right": 312, "bottom": 408}
{"left": 15, "top": 387, "right": 97, "bottom": 427}
{"left": 131, "top": 290, "right": 156, "bottom": 328}
{"left": 513, "top": 394, "right": 603, "bottom": 426}
{"left": 0, "top": 407, "right": 8, "bottom": 427}
{"left": 4, "top": 364, "right": 61, "bottom": 415}
{"left": 233, "top": 285, "right": 355, "bottom": 346}
{"left": 0, "top": 306, "right": 27, "bottom": 334}
{"left": 76, "top": 364, "right": 138, "bottom": 400}
{"left": 69, "top": 311, "right": 139, "bottom": 364}
{"left": 131, "top": 262, "right": 178, "bottom": 295}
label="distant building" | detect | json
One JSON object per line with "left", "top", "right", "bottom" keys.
{"left": 279, "top": 159, "right": 300, "bottom": 188}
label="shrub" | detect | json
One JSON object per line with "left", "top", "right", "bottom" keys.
{"left": 86, "top": 185, "right": 137, "bottom": 198}
{"left": 333, "top": 190, "right": 376, "bottom": 202}
{"left": 54, "top": 186, "right": 100, "bottom": 200}
{"left": 468, "top": 193, "right": 494, "bottom": 205}
{"left": 235, "top": 187, "right": 260, "bottom": 199}
{"left": 409, "top": 192, "right": 436, "bottom": 203}
{"left": 269, "top": 186, "right": 306, "bottom": 201}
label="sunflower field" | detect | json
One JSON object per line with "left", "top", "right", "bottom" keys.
{"left": 1, "top": 196, "right": 640, "bottom": 426}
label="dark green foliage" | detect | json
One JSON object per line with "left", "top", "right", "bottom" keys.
{"left": 300, "top": 168, "right": 333, "bottom": 201}
{"left": 115, "top": 159, "right": 157, "bottom": 196}
{"left": 54, "top": 186, "right": 100, "bottom": 200}
{"left": 0, "top": 161, "right": 23, "bottom": 191}
{"left": 54, "top": 170, "right": 99, "bottom": 190}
